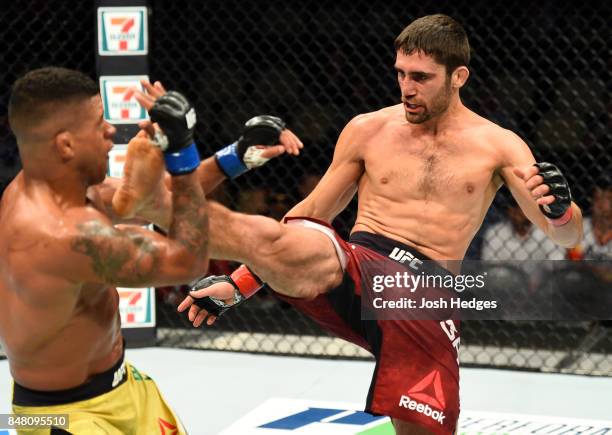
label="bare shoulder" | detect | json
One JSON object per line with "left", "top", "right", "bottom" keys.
{"left": 467, "top": 112, "right": 525, "bottom": 144}
{"left": 463, "top": 113, "right": 537, "bottom": 181}
{"left": 346, "top": 104, "right": 402, "bottom": 136}
{"left": 463, "top": 113, "right": 530, "bottom": 157}
{"left": 335, "top": 105, "right": 402, "bottom": 161}
{"left": 11, "top": 199, "right": 112, "bottom": 257}
{"left": 488, "top": 125, "right": 532, "bottom": 165}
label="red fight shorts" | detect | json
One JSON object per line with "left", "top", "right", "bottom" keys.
{"left": 280, "top": 217, "right": 460, "bottom": 435}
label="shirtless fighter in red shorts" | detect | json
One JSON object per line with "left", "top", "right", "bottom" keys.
{"left": 125, "top": 14, "right": 583, "bottom": 435}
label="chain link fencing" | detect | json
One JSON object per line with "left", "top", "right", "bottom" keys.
{"left": 1, "top": 0, "right": 610, "bottom": 374}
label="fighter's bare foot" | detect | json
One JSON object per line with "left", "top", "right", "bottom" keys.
{"left": 112, "top": 131, "right": 166, "bottom": 218}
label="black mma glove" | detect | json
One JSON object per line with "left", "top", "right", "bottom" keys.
{"left": 189, "top": 265, "right": 264, "bottom": 318}
{"left": 534, "top": 162, "right": 572, "bottom": 223}
{"left": 215, "top": 115, "right": 286, "bottom": 179}
{"left": 189, "top": 275, "right": 245, "bottom": 317}
{"left": 150, "top": 90, "right": 200, "bottom": 175}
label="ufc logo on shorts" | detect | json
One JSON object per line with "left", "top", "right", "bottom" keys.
{"left": 398, "top": 395, "right": 445, "bottom": 424}
{"left": 389, "top": 247, "right": 423, "bottom": 270}
{"left": 112, "top": 361, "right": 127, "bottom": 388}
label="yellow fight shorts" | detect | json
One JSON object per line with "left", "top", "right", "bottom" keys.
{"left": 11, "top": 353, "right": 186, "bottom": 435}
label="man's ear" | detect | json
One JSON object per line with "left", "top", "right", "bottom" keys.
{"left": 452, "top": 66, "right": 470, "bottom": 89}
{"left": 55, "top": 131, "right": 74, "bottom": 161}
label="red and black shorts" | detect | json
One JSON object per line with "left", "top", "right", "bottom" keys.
{"left": 280, "top": 218, "right": 460, "bottom": 435}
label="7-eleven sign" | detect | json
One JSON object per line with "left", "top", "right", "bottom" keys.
{"left": 118, "top": 287, "right": 155, "bottom": 328}
{"left": 100, "top": 75, "right": 149, "bottom": 124}
{"left": 98, "top": 6, "right": 148, "bottom": 55}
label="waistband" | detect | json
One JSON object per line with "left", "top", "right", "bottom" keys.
{"left": 13, "top": 350, "right": 127, "bottom": 407}
{"left": 349, "top": 231, "right": 453, "bottom": 276}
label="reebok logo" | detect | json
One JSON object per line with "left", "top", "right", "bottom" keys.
{"left": 389, "top": 247, "right": 423, "bottom": 270}
{"left": 158, "top": 417, "right": 178, "bottom": 435}
{"left": 399, "top": 370, "right": 446, "bottom": 425}
{"left": 399, "top": 396, "right": 445, "bottom": 424}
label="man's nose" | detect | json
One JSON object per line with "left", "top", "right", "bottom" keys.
{"left": 401, "top": 80, "right": 416, "bottom": 97}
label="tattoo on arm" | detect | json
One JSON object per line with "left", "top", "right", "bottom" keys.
{"left": 71, "top": 220, "right": 161, "bottom": 286}
{"left": 168, "top": 177, "right": 208, "bottom": 258}
{"left": 72, "top": 176, "right": 207, "bottom": 286}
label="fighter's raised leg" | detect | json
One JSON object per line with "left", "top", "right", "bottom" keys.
{"left": 177, "top": 202, "right": 345, "bottom": 326}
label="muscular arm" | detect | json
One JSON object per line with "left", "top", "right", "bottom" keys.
{"left": 286, "top": 115, "right": 365, "bottom": 222}
{"left": 47, "top": 173, "right": 209, "bottom": 288}
{"left": 497, "top": 130, "right": 583, "bottom": 248}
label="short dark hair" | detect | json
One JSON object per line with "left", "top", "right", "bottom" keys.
{"left": 8, "top": 67, "right": 99, "bottom": 138}
{"left": 394, "top": 14, "right": 471, "bottom": 74}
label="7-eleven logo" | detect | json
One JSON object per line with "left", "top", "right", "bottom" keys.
{"left": 100, "top": 76, "right": 149, "bottom": 124}
{"left": 398, "top": 370, "right": 446, "bottom": 425}
{"left": 107, "top": 146, "right": 127, "bottom": 178}
{"left": 112, "top": 86, "right": 134, "bottom": 119}
{"left": 110, "top": 17, "right": 135, "bottom": 51}
{"left": 98, "top": 7, "right": 148, "bottom": 55}
{"left": 119, "top": 290, "right": 142, "bottom": 323}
